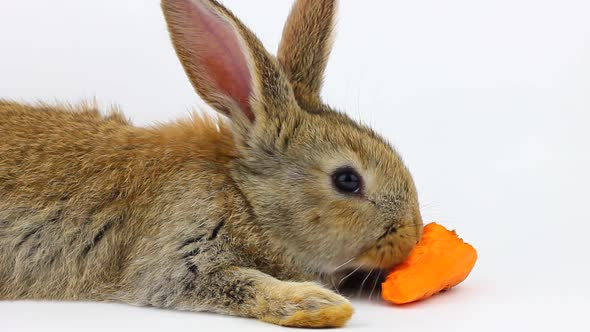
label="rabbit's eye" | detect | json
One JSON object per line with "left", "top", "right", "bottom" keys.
{"left": 332, "top": 167, "right": 362, "bottom": 195}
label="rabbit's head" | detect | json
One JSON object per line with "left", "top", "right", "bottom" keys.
{"left": 162, "top": 0, "right": 423, "bottom": 274}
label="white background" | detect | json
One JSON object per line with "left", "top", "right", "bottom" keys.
{"left": 1, "top": 0, "right": 589, "bottom": 330}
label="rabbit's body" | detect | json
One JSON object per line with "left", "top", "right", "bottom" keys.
{"left": 0, "top": 0, "right": 423, "bottom": 328}
{"left": 0, "top": 101, "right": 305, "bottom": 301}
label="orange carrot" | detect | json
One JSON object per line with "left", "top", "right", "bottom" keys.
{"left": 381, "top": 222, "right": 477, "bottom": 305}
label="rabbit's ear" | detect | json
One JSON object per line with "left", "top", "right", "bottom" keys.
{"left": 278, "top": 0, "right": 337, "bottom": 110}
{"left": 162, "top": 0, "right": 294, "bottom": 127}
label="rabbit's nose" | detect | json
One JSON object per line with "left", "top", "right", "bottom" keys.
{"left": 377, "top": 223, "right": 397, "bottom": 241}
{"left": 381, "top": 205, "right": 422, "bottom": 241}
{"left": 385, "top": 224, "right": 397, "bottom": 236}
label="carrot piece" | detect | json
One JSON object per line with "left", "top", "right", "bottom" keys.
{"left": 381, "top": 222, "right": 477, "bottom": 305}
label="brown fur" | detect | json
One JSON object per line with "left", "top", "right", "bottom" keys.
{"left": 0, "top": 0, "right": 422, "bottom": 328}
{"left": 278, "top": 0, "right": 337, "bottom": 110}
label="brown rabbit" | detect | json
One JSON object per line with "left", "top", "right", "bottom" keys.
{"left": 0, "top": 0, "right": 423, "bottom": 328}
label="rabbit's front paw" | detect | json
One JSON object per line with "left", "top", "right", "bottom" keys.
{"left": 259, "top": 282, "right": 353, "bottom": 328}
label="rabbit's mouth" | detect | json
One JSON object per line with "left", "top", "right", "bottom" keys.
{"left": 326, "top": 224, "right": 420, "bottom": 298}
{"left": 323, "top": 221, "right": 422, "bottom": 298}
{"left": 353, "top": 222, "right": 422, "bottom": 270}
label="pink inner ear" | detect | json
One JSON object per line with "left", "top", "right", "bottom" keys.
{"left": 176, "top": 0, "right": 254, "bottom": 122}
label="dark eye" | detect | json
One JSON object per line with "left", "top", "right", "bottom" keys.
{"left": 332, "top": 167, "right": 362, "bottom": 195}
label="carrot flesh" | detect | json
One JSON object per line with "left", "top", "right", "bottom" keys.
{"left": 381, "top": 222, "right": 477, "bottom": 305}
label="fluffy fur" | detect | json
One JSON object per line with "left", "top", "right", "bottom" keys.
{"left": 0, "top": 0, "right": 423, "bottom": 328}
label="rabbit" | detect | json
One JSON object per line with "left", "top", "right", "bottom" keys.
{"left": 0, "top": 0, "right": 423, "bottom": 328}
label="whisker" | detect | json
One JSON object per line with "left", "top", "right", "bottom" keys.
{"left": 397, "top": 224, "right": 420, "bottom": 230}
{"left": 357, "top": 267, "right": 374, "bottom": 298}
{"left": 332, "top": 257, "right": 355, "bottom": 273}
{"left": 337, "top": 264, "right": 363, "bottom": 289}
{"left": 330, "top": 273, "right": 342, "bottom": 295}
{"left": 420, "top": 202, "right": 435, "bottom": 209}
{"left": 369, "top": 269, "right": 382, "bottom": 301}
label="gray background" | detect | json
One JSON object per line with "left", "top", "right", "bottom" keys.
{"left": 1, "top": 0, "right": 589, "bottom": 330}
